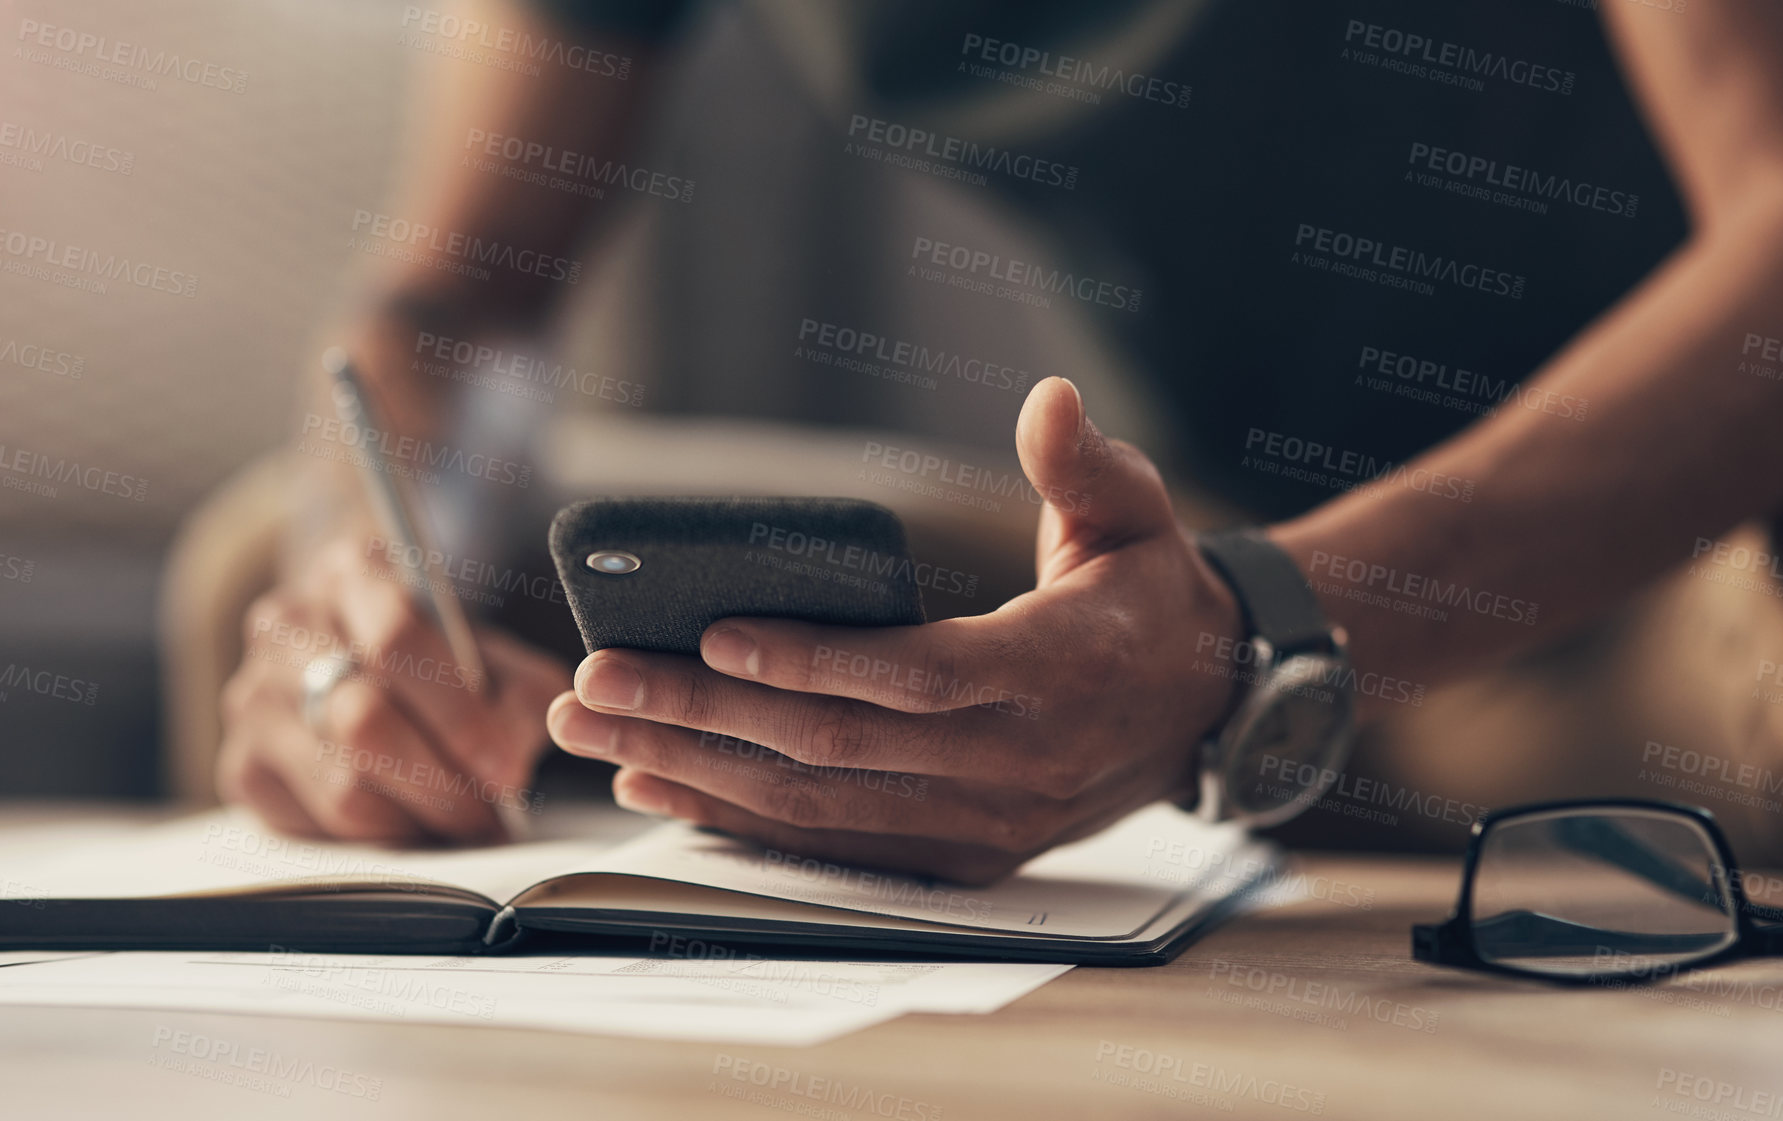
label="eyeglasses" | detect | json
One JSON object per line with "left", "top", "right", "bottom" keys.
{"left": 1413, "top": 799, "right": 1783, "bottom": 984}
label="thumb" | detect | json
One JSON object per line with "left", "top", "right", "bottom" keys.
{"left": 1015, "top": 377, "right": 1176, "bottom": 551}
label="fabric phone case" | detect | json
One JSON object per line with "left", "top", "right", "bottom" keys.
{"left": 549, "top": 497, "right": 927, "bottom": 656}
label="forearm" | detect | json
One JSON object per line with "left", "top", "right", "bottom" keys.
{"left": 342, "top": 0, "right": 667, "bottom": 433}
{"left": 289, "top": 0, "right": 667, "bottom": 557}
{"left": 1271, "top": 199, "right": 1783, "bottom": 712}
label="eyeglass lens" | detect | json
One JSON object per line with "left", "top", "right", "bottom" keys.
{"left": 1469, "top": 808, "right": 1738, "bottom": 978}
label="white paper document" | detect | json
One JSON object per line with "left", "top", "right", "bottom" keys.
{"left": 0, "top": 802, "right": 1270, "bottom": 1043}
{"left": 0, "top": 949, "right": 1069, "bottom": 1046}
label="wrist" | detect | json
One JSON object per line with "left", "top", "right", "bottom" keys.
{"left": 1177, "top": 526, "right": 1357, "bottom": 824}
{"left": 1190, "top": 541, "right": 1250, "bottom": 730}
{"left": 1172, "top": 535, "right": 1249, "bottom": 806}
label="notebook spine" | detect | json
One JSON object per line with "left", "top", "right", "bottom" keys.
{"left": 480, "top": 905, "right": 524, "bottom": 954}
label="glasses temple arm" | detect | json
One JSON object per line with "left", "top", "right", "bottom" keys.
{"left": 1551, "top": 815, "right": 1726, "bottom": 910}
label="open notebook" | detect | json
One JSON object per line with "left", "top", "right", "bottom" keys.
{"left": 0, "top": 804, "right": 1278, "bottom": 965}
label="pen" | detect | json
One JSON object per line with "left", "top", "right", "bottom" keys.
{"left": 321, "top": 346, "right": 489, "bottom": 689}
{"left": 321, "top": 348, "right": 529, "bottom": 840}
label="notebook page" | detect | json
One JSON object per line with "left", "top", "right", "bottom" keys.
{"left": 0, "top": 807, "right": 640, "bottom": 905}
{"left": 1, "top": 803, "right": 1268, "bottom": 938}
{"left": 578, "top": 803, "right": 1263, "bottom": 940}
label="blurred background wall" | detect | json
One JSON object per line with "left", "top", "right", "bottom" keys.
{"left": 0, "top": 0, "right": 416, "bottom": 796}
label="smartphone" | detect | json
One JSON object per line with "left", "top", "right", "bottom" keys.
{"left": 548, "top": 497, "right": 927, "bottom": 656}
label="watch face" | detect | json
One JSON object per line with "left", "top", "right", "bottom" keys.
{"left": 1226, "top": 655, "right": 1355, "bottom": 823}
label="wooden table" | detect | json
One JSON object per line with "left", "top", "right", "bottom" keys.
{"left": 1, "top": 808, "right": 1776, "bottom": 1121}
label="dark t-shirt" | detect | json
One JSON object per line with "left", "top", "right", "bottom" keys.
{"left": 530, "top": 0, "right": 1685, "bottom": 519}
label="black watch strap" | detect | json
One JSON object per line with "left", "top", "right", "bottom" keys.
{"left": 1197, "top": 530, "right": 1333, "bottom": 656}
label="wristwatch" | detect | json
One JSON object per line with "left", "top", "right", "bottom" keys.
{"left": 1190, "top": 529, "right": 1355, "bottom": 827}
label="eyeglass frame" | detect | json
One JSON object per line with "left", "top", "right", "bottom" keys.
{"left": 1412, "top": 797, "right": 1783, "bottom": 985}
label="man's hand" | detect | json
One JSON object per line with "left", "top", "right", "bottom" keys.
{"left": 218, "top": 537, "right": 569, "bottom": 845}
{"left": 547, "top": 378, "right": 1244, "bottom": 884}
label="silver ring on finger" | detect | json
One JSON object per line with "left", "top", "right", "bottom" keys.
{"left": 301, "top": 654, "right": 360, "bottom": 737}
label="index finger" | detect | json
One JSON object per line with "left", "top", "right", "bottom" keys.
{"left": 697, "top": 607, "right": 1046, "bottom": 717}
{"left": 325, "top": 548, "right": 504, "bottom": 778}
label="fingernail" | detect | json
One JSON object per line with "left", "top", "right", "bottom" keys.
{"left": 553, "top": 707, "right": 617, "bottom": 757}
{"left": 578, "top": 655, "right": 644, "bottom": 711}
{"left": 1058, "top": 377, "right": 1085, "bottom": 436}
{"left": 703, "top": 627, "right": 759, "bottom": 677}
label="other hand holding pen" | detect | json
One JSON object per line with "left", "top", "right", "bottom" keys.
{"left": 219, "top": 537, "right": 569, "bottom": 846}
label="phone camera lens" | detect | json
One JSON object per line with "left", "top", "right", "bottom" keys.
{"left": 586, "top": 550, "right": 641, "bottom": 575}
